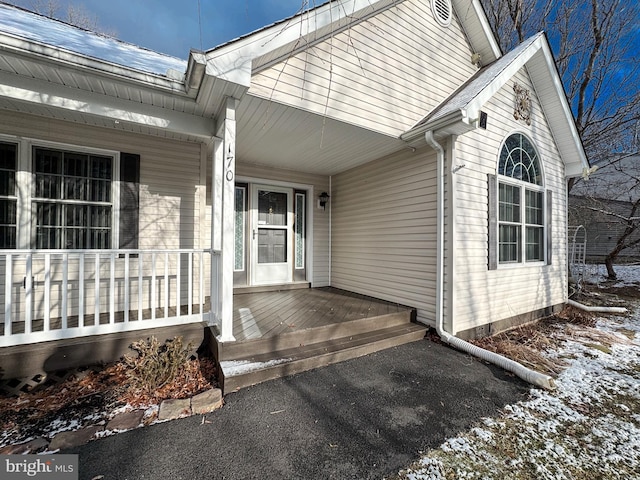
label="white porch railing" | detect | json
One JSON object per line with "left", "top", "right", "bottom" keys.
{"left": 0, "top": 249, "right": 220, "bottom": 347}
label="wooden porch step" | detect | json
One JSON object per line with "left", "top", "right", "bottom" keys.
{"left": 233, "top": 282, "right": 311, "bottom": 295}
{"left": 216, "top": 310, "right": 414, "bottom": 361}
{"left": 218, "top": 322, "right": 427, "bottom": 394}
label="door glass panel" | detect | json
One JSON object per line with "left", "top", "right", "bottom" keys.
{"left": 234, "top": 186, "right": 246, "bottom": 271}
{"left": 295, "top": 193, "right": 305, "bottom": 269}
{"left": 258, "top": 190, "right": 287, "bottom": 226}
{"left": 258, "top": 229, "right": 287, "bottom": 263}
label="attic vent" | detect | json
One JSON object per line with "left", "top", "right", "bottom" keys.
{"left": 431, "top": 0, "right": 452, "bottom": 27}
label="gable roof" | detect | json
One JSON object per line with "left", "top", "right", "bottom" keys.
{"left": 204, "top": 0, "right": 500, "bottom": 87}
{"left": 401, "top": 32, "right": 589, "bottom": 178}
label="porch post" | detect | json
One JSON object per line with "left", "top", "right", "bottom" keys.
{"left": 215, "top": 97, "right": 237, "bottom": 342}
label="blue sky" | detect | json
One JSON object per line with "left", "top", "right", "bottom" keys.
{"left": 7, "top": 0, "right": 315, "bottom": 58}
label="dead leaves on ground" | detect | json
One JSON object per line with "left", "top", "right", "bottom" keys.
{"left": 471, "top": 305, "right": 635, "bottom": 377}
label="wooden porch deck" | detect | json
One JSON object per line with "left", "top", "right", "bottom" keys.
{"left": 209, "top": 287, "right": 427, "bottom": 393}
{"left": 230, "top": 287, "right": 413, "bottom": 342}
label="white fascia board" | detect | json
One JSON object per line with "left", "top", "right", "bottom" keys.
{"left": 400, "top": 110, "right": 464, "bottom": 144}
{"left": 565, "top": 161, "right": 586, "bottom": 178}
{"left": 0, "top": 32, "right": 186, "bottom": 93}
{"left": 186, "top": 50, "right": 208, "bottom": 91}
{"left": 0, "top": 71, "right": 214, "bottom": 139}
{"left": 205, "top": 0, "right": 395, "bottom": 86}
{"left": 470, "top": 0, "right": 502, "bottom": 59}
{"left": 465, "top": 35, "right": 588, "bottom": 175}
{"left": 452, "top": 0, "right": 501, "bottom": 62}
{"left": 464, "top": 36, "right": 543, "bottom": 121}
{"left": 536, "top": 40, "right": 589, "bottom": 175}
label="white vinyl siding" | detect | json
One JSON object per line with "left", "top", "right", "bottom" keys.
{"left": 0, "top": 111, "right": 204, "bottom": 251}
{"left": 234, "top": 163, "right": 330, "bottom": 287}
{"left": 0, "top": 111, "right": 208, "bottom": 322}
{"left": 332, "top": 149, "right": 437, "bottom": 325}
{"left": 249, "top": 0, "right": 478, "bottom": 137}
{"left": 450, "top": 68, "right": 567, "bottom": 334}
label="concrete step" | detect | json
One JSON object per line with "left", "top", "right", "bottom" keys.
{"left": 217, "top": 310, "right": 415, "bottom": 361}
{"left": 219, "top": 322, "right": 427, "bottom": 394}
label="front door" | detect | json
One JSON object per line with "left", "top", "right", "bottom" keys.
{"left": 251, "top": 185, "right": 293, "bottom": 285}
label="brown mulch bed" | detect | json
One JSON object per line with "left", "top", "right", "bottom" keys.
{"left": 0, "top": 356, "right": 217, "bottom": 450}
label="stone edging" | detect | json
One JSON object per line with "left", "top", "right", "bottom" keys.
{"left": 0, "top": 388, "right": 223, "bottom": 454}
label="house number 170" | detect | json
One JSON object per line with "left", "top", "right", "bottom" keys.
{"left": 226, "top": 146, "right": 234, "bottom": 181}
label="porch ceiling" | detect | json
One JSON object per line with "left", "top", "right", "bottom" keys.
{"left": 236, "top": 93, "right": 409, "bottom": 176}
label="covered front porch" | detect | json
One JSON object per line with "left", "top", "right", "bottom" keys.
{"left": 210, "top": 286, "right": 426, "bottom": 393}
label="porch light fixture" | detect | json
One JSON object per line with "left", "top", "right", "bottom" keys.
{"left": 318, "top": 191, "right": 330, "bottom": 210}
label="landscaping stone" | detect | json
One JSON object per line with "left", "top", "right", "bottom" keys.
{"left": 106, "top": 410, "right": 145, "bottom": 431}
{"left": 49, "top": 425, "right": 103, "bottom": 451}
{"left": 0, "top": 437, "right": 49, "bottom": 454}
{"left": 158, "top": 398, "right": 191, "bottom": 421}
{"left": 191, "top": 388, "right": 223, "bottom": 414}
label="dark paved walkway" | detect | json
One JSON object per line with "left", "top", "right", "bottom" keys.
{"left": 66, "top": 338, "right": 530, "bottom": 480}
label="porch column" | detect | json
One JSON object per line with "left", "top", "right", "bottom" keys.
{"left": 214, "top": 97, "right": 237, "bottom": 342}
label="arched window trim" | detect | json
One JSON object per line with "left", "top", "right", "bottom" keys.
{"left": 493, "top": 132, "right": 547, "bottom": 267}
{"left": 498, "top": 132, "right": 544, "bottom": 187}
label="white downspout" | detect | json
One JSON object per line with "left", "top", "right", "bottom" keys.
{"left": 567, "top": 299, "right": 627, "bottom": 314}
{"left": 425, "top": 130, "right": 555, "bottom": 390}
{"left": 328, "top": 175, "right": 332, "bottom": 286}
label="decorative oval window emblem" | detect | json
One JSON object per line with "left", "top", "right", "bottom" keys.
{"left": 431, "top": 0, "right": 452, "bottom": 27}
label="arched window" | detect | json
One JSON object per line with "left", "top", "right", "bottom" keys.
{"left": 496, "top": 133, "right": 545, "bottom": 264}
{"left": 498, "top": 134, "right": 542, "bottom": 185}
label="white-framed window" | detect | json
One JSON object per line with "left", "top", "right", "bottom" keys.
{"left": 496, "top": 133, "right": 546, "bottom": 265}
{"left": 0, "top": 137, "right": 139, "bottom": 251}
{"left": 0, "top": 141, "right": 17, "bottom": 248}
{"left": 32, "top": 146, "right": 114, "bottom": 249}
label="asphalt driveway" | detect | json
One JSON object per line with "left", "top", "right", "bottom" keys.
{"left": 66, "top": 338, "right": 530, "bottom": 479}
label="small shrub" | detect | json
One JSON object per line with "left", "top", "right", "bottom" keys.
{"left": 122, "top": 336, "right": 193, "bottom": 395}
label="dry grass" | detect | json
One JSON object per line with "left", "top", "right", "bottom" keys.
{"left": 554, "top": 305, "right": 598, "bottom": 326}
{"left": 0, "top": 356, "right": 217, "bottom": 422}
{"left": 470, "top": 305, "right": 626, "bottom": 377}
{"left": 472, "top": 321, "right": 566, "bottom": 376}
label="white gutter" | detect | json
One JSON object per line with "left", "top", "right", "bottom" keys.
{"left": 425, "top": 130, "right": 555, "bottom": 390}
{"left": 567, "top": 299, "right": 627, "bottom": 314}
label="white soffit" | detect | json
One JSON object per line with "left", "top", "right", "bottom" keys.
{"left": 451, "top": 0, "right": 501, "bottom": 64}
{"left": 236, "top": 94, "right": 407, "bottom": 175}
{"left": 0, "top": 70, "right": 214, "bottom": 140}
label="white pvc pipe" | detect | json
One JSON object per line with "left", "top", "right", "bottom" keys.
{"left": 567, "top": 299, "right": 627, "bottom": 314}
{"left": 425, "top": 130, "right": 555, "bottom": 390}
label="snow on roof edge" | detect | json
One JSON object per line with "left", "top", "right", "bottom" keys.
{"left": 0, "top": 2, "right": 187, "bottom": 78}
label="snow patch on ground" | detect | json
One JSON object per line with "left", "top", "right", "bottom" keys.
{"left": 586, "top": 263, "right": 640, "bottom": 286}
{"left": 396, "top": 267, "right": 640, "bottom": 480}
{"left": 220, "top": 358, "right": 292, "bottom": 376}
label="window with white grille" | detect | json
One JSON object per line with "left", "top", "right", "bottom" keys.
{"left": 32, "top": 147, "right": 113, "bottom": 249}
{"left": 497, "top": 133, "right": 545, "bottom": 264}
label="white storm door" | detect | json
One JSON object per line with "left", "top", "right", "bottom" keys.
{"left": 251, "top": 185, "right": 293, "bottom": 285}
